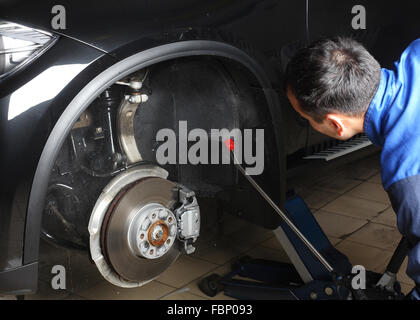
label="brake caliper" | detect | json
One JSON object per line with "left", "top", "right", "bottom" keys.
{"left": 174, "top": 186, "right": 200, "bottom": 255}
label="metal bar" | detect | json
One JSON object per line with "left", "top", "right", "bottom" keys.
{"left": 231, "top": 152, "right": 335, "bottom": 273}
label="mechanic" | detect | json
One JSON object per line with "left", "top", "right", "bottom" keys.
{"left": 285, "top": 36, "right": 420, "bottom": 300}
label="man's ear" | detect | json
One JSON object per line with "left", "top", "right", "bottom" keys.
{"left": 325, "top": 114, "right": 345, "bottom": 137}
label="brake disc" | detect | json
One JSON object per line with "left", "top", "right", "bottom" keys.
{"left": 88, "top": 164, "right": 200, "bottom": 287}
{"left": 101, "top": 176, "right": 179, "bottom": 282}
{"left": 88, "top": 165, "right": 176, "bottom": 287}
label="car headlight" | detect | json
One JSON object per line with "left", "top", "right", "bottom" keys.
{"left": 0, "top": 21, "right": 57, "bottom": 80}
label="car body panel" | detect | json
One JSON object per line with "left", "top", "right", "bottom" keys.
{"left": 0, "top": 36, "right": 112, "bottom": 275}
{"left": 1, "top": 0, "right": 307, "bottom": 55}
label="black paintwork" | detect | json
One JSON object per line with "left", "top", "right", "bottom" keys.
{"left": 0, "top": 37, "right": 112, "bottom": 276}
{"left": 0, "top": 0, "right": 419, "bottom": 294}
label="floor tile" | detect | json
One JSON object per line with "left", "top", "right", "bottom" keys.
{"left": 313, "top": 210, "right": 367, "bottom": 239}
{"left": 160, "top": 289, "right": 208, "bottom": 300}
{"left": 313, "top": 176, "right": 362, "bottom": 194}
{"left": 397, "top": 257, "right": 416, "bottom": 286}
{"left": 400, "top": 282, "right": 415, "bottom": 296}
{"left": 346, "top": 222, "right": 402, "bottom": 252}
{"left": 321, "top": 195, "right": 388, "bottom": 220}
{"left": 334, "top": 159, "right": 380, "bottom": 181}
{"left": 63, "top": 294, "right": 88, "bottom": 300}
{"left": 184, "top": 248, "right": 291, "bottom": 300}
{"left": 367, "top": 173, "right": 382, "bottom": 184}
{"left": 259, "top": 233, "right": 344, "bottom": 253}
{"left": 182, "top": 263, "right": 237, "bottom": 300}
{"left": 192, "top": 236, "right": 254, "bottom": 265}
{"left": 157, "top": 255, "right": 218, "bottom": 288}
{"left": 347, "top": 182, "right": 391, "bottom": 205}
{"left": 78, "top": 280, "right": 174, "bottom": 300}
{"left": 259, "top": 235, "right": 286, "bottom": 251}
{"left": 295, "top": 187, "right": 341, "bottom": 210}
{"left": 335, "top": 240, "right": 393, "bottom": 273}
{"left": 371, "top": 206, "right": 397, "bottom": 227}
{"left": 245, "top": 246, "right": 291, "bottom": 263}
{"left": 327, "top": 236, "right": 342, "bottom": 246}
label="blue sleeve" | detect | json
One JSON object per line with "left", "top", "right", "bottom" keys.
{"left": 380, "top": 38, "right": 420, "bottom": 189}
{"left": 387, "top": 174, "right": 420, "bottom": 291}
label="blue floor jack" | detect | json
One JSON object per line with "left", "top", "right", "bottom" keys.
{"left": 199, "top": 152, "right": 408, "bottom": 300}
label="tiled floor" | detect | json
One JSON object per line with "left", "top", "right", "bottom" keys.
{"left": 23, "top": 151, "right": 416, "bottom": 299}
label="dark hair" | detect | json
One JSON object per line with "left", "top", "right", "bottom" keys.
{"left": 285, "top": 37, "right": 381, "bottom": 122}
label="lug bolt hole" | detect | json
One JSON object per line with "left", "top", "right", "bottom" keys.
{"left": 150, "top": 249, "right": 154, "bottom": 254}
{"left": 168, "top": 217, "right": 172, "bottom": 223}
{"left": 140, "top": 234, "right": 144, "bottom": 240}
{"left": 166, "top": 239, "right": 171, "bottom": 244}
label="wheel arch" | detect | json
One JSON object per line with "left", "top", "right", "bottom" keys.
{"left": 24, "top": 39, "right": 286, "bottom": 265}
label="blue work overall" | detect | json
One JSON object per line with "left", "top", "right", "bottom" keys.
{"left": 364, "top": 39, "right": 420, "bottom": 299}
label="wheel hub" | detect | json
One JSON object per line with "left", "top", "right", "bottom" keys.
{"left": 127, "top": 203, "right": 177, "bottom": 259}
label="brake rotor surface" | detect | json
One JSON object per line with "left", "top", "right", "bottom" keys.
{"left": 101, "top": 177, "right": 180, "bottom": 282}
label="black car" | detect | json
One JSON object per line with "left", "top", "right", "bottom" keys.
{"left": 0, "top": 0, "right": 419, "bottom": 295}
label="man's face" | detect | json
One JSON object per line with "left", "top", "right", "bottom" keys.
{"left": 286, "top": 87, "right": 351, "bottom": 140}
